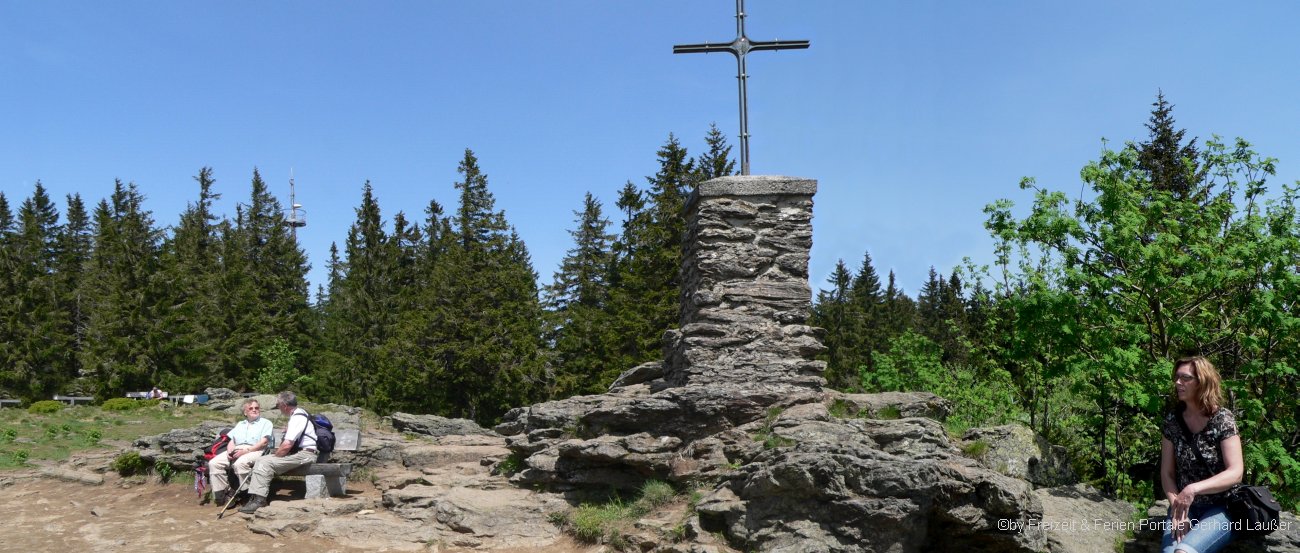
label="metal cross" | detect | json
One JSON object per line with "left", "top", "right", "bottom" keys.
{"left": 673, "top": 0, "right": 809, "bottom": 175}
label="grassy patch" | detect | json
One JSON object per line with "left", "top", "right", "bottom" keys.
{"left": 554, "top": 480, "right": 681, "bottom": 547}
{"left": 0, "top": 403, "right": 231, "bottom": 472}
{"left": 874, "top": 405, "right": 902, "bottom": 420}
{"left": 752, "top": 407, "right": 796, "bottom": 450}
{"left": 961, "top": 439, "right": 990, "bottom": 459}
{"left": 496, "top": 451, "right": 525, "bottom": 475}
{"left": 828, "top": 399, "right": 852, "bottom": 418}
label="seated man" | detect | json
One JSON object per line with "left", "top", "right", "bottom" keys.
{"left": 240, "top": 391, "right": 318, "bottom": 513}
{"left": 209, "top": 398, "right": 272, "bottom": 505}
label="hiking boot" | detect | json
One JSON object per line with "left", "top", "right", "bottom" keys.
{"left": 213, "top": 489, "right": 230, "bottom": 506}
{"left": 239, "top": 494, "right": 267, "bottom": 514}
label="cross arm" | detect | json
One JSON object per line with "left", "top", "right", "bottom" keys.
{"left": 747, "top": 39, "right": 810, "bottom": 52}
{"left": 673, "top": 42, "right": 738, "bottom": 54}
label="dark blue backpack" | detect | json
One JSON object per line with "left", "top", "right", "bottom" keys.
{"left": 293, "top": 412, "right": 336, "bottom": 454}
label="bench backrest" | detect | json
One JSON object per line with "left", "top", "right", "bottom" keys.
{"left": 270, "top": 427, "right": 361, "bottom": 458}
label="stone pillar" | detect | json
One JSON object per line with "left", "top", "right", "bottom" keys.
{"left": 665, "top": 175, "right": 826, "bottom": 390}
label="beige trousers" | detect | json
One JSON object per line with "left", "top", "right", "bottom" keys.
{"left": 246, "top": 450, "right": 317, "bottom": 498}
{"left": 208, "top": 450, "right": 265, "bottom": 493}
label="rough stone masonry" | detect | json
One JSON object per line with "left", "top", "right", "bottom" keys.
{"left": 666, "top": 175, "right": 827, "bottom": 391}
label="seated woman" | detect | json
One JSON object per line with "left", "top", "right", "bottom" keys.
{"left": 1160, "top": 356, "right": 1243, "bottom": 553}
{"left": 209, "top": 399, "right": 273, "bottom": 505}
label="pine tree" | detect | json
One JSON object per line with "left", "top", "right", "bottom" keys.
{"left": 325, "top": 182, "right": 393, "bottom": 407}
{"left": 880, "top": 270, "right": 917, "bottom": 341}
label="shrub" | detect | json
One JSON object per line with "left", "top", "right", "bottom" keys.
{"left": 253, "top": 338, "right": 303, "bottom": 393}
{"left": 0, "top": 427, "right": 17, "bottom": 443}
{"left": 112, "top": 451, "right": 148, "bottom": 476}
{"left": 101, "top": 398, "right": 141, "bottom": 411}
{"left": 27, "top": 400, "right": 64, "bottom": 414}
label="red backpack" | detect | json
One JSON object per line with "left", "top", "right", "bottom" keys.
{"left": 195, "top": 429, "right": 231, "bottom": 500}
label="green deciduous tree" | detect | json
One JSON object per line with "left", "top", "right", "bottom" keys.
{"left": 985, "top": 101, "right": 1300, "bottom": 503}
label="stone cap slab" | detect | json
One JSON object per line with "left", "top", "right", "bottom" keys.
{"left": 695, "top": 175, "right": 817, "bottom": 198}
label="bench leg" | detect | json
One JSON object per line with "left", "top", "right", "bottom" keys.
{"left": 304, "top": 475, "right": 348, "bottom": 499}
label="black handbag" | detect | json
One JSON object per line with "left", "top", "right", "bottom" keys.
{"left": 1176, "top": 410, "right": 1282, "bottom": 536}
{"left": 1225, "top": 484, "right": 1282, "bottom": 536}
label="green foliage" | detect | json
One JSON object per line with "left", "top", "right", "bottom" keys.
{"left": 112, "top": 451, "right": 147, "bottom": 476}
{"left": 27, "top": 400, "right": 64, "bottom": 414}
{"left": 252, "top": 338, "right": 303, "bottom": 393}
{"left": 100, "top": 398, "right": 142, "bottom": 411}
{"left": 496, "top": 452, "right": 525, "bottom": 476}
{"left": 863, "top": 331, "right": 1023, "bottom": 433}
{"left": 155, "top": 460, "right": 175, "bottom": 482}
{"left": 984, "top": 97, "right": 1300, "bottom": 504}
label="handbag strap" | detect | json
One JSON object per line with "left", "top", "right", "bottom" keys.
{"left": 1174, "top": 406, "right": 1217, "bottom": 474}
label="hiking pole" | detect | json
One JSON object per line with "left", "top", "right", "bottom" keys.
{"left": 217, "top": 472, "right": 253, "bottom": 520}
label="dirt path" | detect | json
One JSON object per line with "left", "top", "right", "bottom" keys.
{"left": 0, "top": 470, "right": 589, "bottom": 553}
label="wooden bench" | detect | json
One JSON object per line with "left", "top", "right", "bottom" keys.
{"left": 269, "top": 428, "right": 360, "bottom": 499}
{"left": 53, "top": 395, "right": 94, "bottom": 405}
{"left": 0, "top": 399, "right": 19, "bottom": 408}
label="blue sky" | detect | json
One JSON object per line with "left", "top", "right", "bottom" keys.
{"left": 4, "top": 1, "right": 1300, "bottom": 298}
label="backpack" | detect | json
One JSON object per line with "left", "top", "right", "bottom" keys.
{"left": 203, "top": 430, "right": 232, "bottom": 462}
{"left": 195, "top": 429, "right": 231, "bottom": 500}
{"left": 292, "top": 412, "right": 336, "bottom": 454}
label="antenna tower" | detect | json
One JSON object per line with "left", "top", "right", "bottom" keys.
{"left": 285, "top": 169, "right": 307, "bottom": 239}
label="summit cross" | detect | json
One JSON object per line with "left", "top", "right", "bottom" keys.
{"left": 673, "top": 0, "right": 809, "bottom": 175}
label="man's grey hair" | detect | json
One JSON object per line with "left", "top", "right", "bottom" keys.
{"left": 276, "top": 391, "right": 298, "bottom": 408}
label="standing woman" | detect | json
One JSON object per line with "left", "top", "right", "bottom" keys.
{"left": 1160, "top": 356, "right": 1244, "bottom": 553}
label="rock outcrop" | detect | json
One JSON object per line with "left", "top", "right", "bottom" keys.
{"left": 497, "top": 176, "right": 1048, "bottom": 551}
{"left": 963, "top": 424, "right": 1077, "bottom": 488}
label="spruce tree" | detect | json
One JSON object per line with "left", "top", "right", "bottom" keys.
{"left": 544, "top": 192, "right": 617, "bottom": 395}
{"left": 54, "top": 194, "right": 93, "bottom": 392}
{"left": 79, "top": 181, "right": 162, "bottom": 397}
{"left": 811, "top": 259, "right": 855, "bottom": 389}
{"left": 846, "top": 250, "right": 885, "bottom": 379}
{"left": 7, "top": 183, "right": 67, "bottom": 398}
{"left": 1138, "top": 91, "right": 1201, "bottom": 200}
{"left": 155, "top": 168, "right": 224, "bottom": 391}
{"left": 425, "top": 150, "right": 544, "bottom": 422}
{"left": 693, "top": 123, "right": 737, "bottom": 182}
{"left": 607, "top": 135, "right": 695, "bottom": 369}
{"left": 0, "top": 194, "right": 14, "bottom": 396}
{"left": 224, "top": 169, "right": 311, "bottom": 389}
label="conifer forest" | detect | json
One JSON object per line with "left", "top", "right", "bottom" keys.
{"left": 3, "top": 101, "right": 1300, "bottom": 507}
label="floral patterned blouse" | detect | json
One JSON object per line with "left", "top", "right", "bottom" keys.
{"left": 1162, "top": 403, "right": 1238, "bottom": 506}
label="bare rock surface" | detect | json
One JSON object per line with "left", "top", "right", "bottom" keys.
{"left": 1034, "top": 484, "right": 1134, "bottom": 553}
{"left": 390, "top": 412, "right": 494, "bottom": 437}
{"left": 964, "top": 424, "right": 1077, "bottom": 488}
